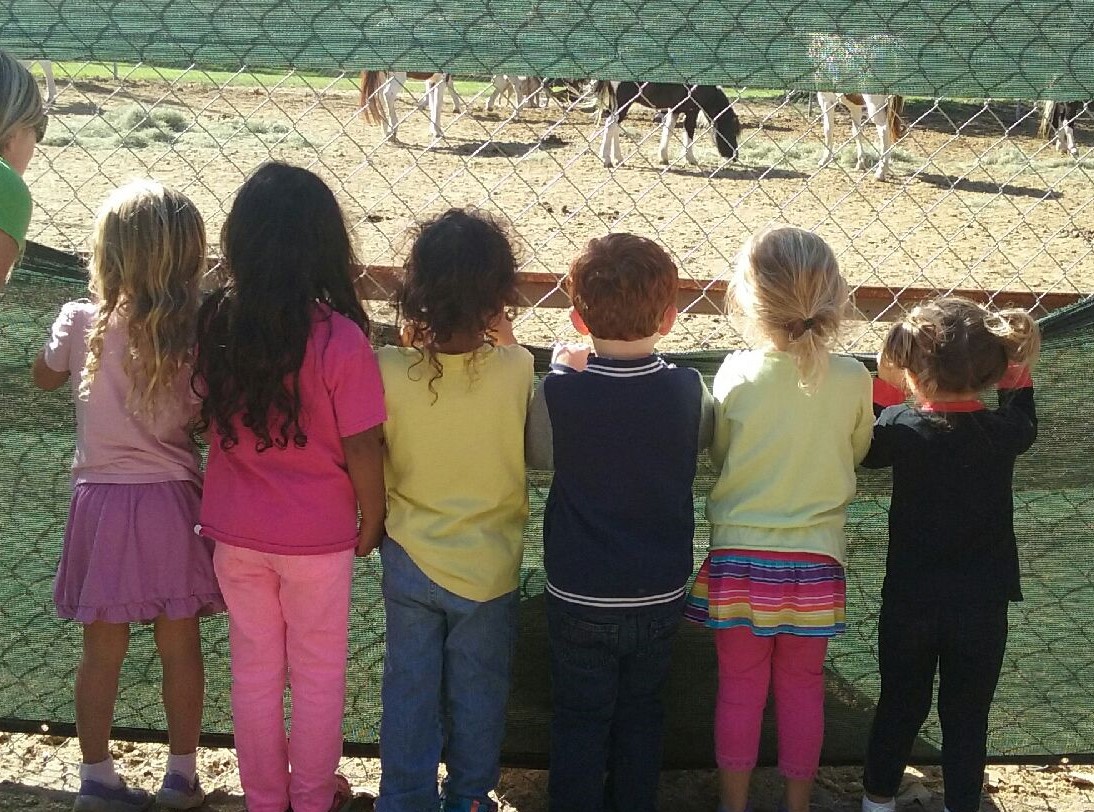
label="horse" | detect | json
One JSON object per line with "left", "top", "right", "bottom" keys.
{"left": 1039, "top": 100, "right": 1085, "bottom": 158}
{"left": 816, "top": 92, "right": 905, "bottom": 180}
{"left": 595, "top": 81, "right": 740, "bottom": 168}
{"left": 485, "top": 75, "right": 543, "bottom": 117}
{"left": 359, "top": 70, "right": 464, "bottom": 141}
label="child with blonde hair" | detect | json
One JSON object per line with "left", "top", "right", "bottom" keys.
{"left": 375, "top": 208, "right": 534, "bottom": 812}
{"left": 862, "top": 297, "right": 1039, "bottom": 812}
{"left": 32, "top": 180, "right": 223, "bottom": 812}
{"left": 685, "top": 225, "right": 874, "bottom": 812}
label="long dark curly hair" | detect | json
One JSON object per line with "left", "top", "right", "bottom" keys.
{"left": 193, "top": 162, "right": 368, "bottom": 451}
{"left": 397, "top": 208, "right": 519, "bottom": 395}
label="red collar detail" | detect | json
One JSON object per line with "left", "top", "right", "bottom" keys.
{"left": 919, "top": 399, "right": 986, "bottom": 413}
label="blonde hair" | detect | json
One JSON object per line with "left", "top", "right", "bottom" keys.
{"left": 0, "top": 50, "right": 44, "bottom": 153}
{"left": 80, "top": 180, "right": 207, "bottom": 415}
{"left": 880, "top": 297, "right": 1040, "bottom": 398}
{"left": 733, "top": 225, "right": 847, "bottom": 389}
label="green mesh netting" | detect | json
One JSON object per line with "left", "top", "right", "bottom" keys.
{"left": 4, "top": 0, "right": 1092, "bottom": 98}
{"left": 1, "top": 245, "right": 1092, "bottom": 767}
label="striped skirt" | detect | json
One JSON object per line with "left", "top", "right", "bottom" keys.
{"left": 685, "top": 548, "right": 846, "bottom": 637}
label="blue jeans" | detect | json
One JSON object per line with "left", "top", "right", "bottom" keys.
{"left": 376, "top": 539, "right": 518, "bottom": 812}
{"left": 546, "top": 593, "right": 684, "bottom": 812}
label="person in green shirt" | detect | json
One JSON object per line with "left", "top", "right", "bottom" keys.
{"left": 0, "top": 49, "right": 47, "bottom": 291}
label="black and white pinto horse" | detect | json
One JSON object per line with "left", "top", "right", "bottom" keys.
{"left": 595, "top": 81, "right": 740, "bottom": 167}
{"left": 1039, "top": 100, "right": 1086, "bottom": 158}
{"left": 816, "top": 92, "right": 905, "bottom": 180}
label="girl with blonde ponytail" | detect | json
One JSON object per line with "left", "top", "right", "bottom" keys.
{"left": 686, "top": 225, "right": 874, "bottom": 812}
{"left": 862, "top": 297, "right": 1039, "bottom": 812}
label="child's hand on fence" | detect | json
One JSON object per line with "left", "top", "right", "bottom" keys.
{"left": 552, "top": 342, "right": 591, "bottom": 371}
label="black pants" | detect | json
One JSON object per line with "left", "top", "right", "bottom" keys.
{"left": 862, "top": 599, "right": 1009, "bottom": 812}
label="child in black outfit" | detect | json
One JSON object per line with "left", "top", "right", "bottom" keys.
{"left": 861, "top": 296, "right": 1040, "bottom": 812}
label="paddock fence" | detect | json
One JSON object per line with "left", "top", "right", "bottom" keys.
{"left": 1, "top": 0, "right": 1093, "bottom": 790}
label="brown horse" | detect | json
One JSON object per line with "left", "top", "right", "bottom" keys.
{"left": 816, "top": 92, "right": 905, "bottom": 180}
{"left": 360, "top": 70, "right": 462, "bottom": 141}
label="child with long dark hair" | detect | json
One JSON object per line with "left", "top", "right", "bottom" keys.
{"left": 862, "top": 297, "right": 1040, "bottom": 812}
{"left": 375, "top": 208, "right": 534, "bottom": 812}
{"left": 33, "top": 179, "right": 223, "bottom": 812}
{"left": 194, "top": 162, "right": 386, "bottom": 812}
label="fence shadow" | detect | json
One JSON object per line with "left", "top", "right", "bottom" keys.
{"left": 431, "top": 134, "right": 567, "bottom": 158}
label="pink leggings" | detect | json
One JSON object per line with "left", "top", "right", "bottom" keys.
{"left": 715, "top": 626, "right": 828, "bottom": 779}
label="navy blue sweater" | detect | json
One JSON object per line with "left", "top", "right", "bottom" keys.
{"left": 526, "top": 355, "right": 713, "bottom": 608}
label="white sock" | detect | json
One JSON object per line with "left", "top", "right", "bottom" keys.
{"left": 166, "top": 751, "right": 198, "bottom": 781}
{"left": 862, "top": 796, "right": 896, "bottom": 812}
{"left": 80, "top": 756, "right": 122, "bottom": 788}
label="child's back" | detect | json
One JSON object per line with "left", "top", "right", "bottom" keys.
{"left": 378, "top": 342, "right": 532, "bottom": 600}
{"left": 706, "top": 349, "right": 871, "bottom": 557}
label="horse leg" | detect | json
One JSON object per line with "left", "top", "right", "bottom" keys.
{"left": 817, "top": 92, "right": 838, "bottom": 167}
{"left": 659, "top": 111, "right": 678, "bottom": 164}
{"left": 863, "top": 95, "right": 891, "bottom": 180}
{"left": 487, "top": 75, "right": 505, "bottom": 112}
{"left": 601, "top": 114, "right": 621, "bottom": 167}
{"left": 384, "top": 74, "right": 404, "bottom": 141}
{"left": 426, "top": 75, "right": 445, "bottom": 139}
{"left": 446, "top": 74, "right": 464, "bottom": 114}
{"left": 683, "top": 109, "right": 700, "bottom": 165}
{"left": 41, "top": 60, "right": 57, "bottom": 106}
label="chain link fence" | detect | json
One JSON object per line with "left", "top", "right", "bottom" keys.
{"left": 2, "top": 0, "right": 1093, "bottom": 799}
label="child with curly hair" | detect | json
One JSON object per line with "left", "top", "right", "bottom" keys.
{"left": 375, "top": 208, "right": 534, "bottom": 812}
{"left": 862, "top": 297, "right": 1040, "bottom": 812}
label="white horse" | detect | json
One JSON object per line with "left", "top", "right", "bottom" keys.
{"left": 360, "top": 70, "right": 464, "bottom": 142}
{"left": 816, "top": 92, "right": 905, "bottom": 180}
{"left": 20, "top": 59, "right": 57, "bottom": 107}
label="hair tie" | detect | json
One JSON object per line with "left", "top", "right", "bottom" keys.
{"left": 802, "top": 317, "right": 816, "bottom": 330}
{"left": 787, "top": 317, "right": 817, "bottom": 340}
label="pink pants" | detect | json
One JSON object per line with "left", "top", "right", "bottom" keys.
{"left": 213, "top": 544, "right": 354, "bottom": 812}
{"left": 714, "top": 626, "right": 828, "bottom": 779}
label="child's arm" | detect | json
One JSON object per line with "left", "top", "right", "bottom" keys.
{"left": 31, "top": 348, "right": 69, "bottom": 390}
{"left": 859, "top": 376, "right": 906, "bottom": 469}
{"left": 342, "top": 425, "right": 386, "bottom": 556}
{"left": 697, "top": 375, "right": 715, "bottom": 452}
{"left": 994, "top": 363, "right": 1037, "bottom": 455}
{"left": 525, "top": 379, "right": 554, "bottom": 471}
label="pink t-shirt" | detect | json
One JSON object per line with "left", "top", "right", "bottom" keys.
{"left": 43, "top": 300, "right": 202, "bottom": 486}
{"left": 198, "top": 307, "right": 386, "bottom": 556}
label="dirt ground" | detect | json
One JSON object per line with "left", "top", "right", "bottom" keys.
{"left": 2, "top": 732, "right": 1093, "bottom": 811}
{"left": 23, "top": 76, "right": 1094, "bottom": 352}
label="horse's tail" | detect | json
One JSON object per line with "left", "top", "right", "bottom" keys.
{"left": 694, "top": 85, "right": 740, "bottom": 159}
{"left": 1038, "top": 100, "right": 1056, "bottom": 138}
{"left": 360, "top": 70, "right": 386, "bottom": 123}
{"left": 888, "top": 95, "right": 905, "bottom": 140}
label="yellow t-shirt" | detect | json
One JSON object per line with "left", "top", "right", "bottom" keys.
{"left": 705, "top": 350, "right": 874, "bottom": 565}
{"left": 377, "top": 344, "right": 535, "bottom": 601}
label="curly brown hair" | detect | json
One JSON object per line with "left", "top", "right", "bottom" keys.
{"left": 564, "top": 233, "right": 677, "bottom": 340}
{"left": 396, "top": 208, "right": 519, "bottom": 396}
{"left": 880, "top": 296, "right": 1040, "bottom": 397}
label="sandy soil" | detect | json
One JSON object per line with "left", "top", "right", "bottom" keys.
{"left": 22, "top": 77, "right": 1094, "bottom": 352}
{"left": 2, "top": 732, "right": 1093, "bottom": 811}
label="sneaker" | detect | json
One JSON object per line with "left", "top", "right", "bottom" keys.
{"left": 328, "top": 774, "right": 353, "bottom": 812}
{"left": 155, "top": 772, "right": 205, "bottom": 810}
{"left": 72, "top": 778, "right": 153, "bottom": 812}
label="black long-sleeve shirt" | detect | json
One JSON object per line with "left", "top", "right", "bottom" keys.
{"left": 861, "top": 386, "right": 1037, "bottom": 603}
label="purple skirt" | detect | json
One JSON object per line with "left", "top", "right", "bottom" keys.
{"left": 54, "top": 480, "right": 226, "bottom": 623}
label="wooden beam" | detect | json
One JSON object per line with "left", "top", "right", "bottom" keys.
{"left": 356, "top": 266, "right": 1086, "bottom": 321}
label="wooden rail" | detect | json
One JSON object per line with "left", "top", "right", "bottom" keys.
{"left": 356, "top": 267, "right": 1086, "bottom": 321}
